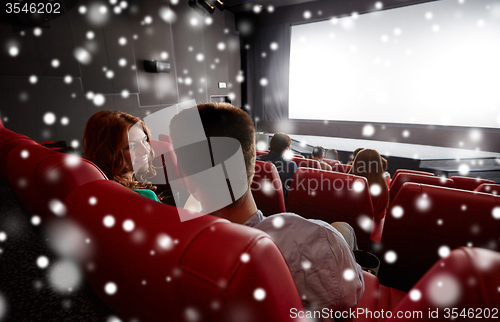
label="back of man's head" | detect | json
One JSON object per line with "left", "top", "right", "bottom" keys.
{"left": 269, "top": 132, "right": 291, "bottom": 154}
{"left": 312, "top": 146, "right": 325, "bottom": 159}
{"left": 169, "top": 102, "right": 256, "bottom": 188}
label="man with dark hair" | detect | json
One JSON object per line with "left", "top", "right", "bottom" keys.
{"left": 311, "top": 146, "right": 332, "bottom": 171}
{"left": 257, "top": 132, "right": 297, "bottom": 206}
{"left": 169, "top": 103, "right": 364, "bottom": 311}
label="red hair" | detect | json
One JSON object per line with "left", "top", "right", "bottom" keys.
{"left": 83, "top": 110, "right": 156, "bottom": 190}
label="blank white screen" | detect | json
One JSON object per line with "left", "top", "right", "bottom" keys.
{"left": 288, "top": 0, "right": 500, "bottom": 129}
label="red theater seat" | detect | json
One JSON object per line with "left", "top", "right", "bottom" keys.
{"left": 389, "top": 173, "right": 455, "bottom": 203}
{"left": 288, "top": 168, "right": 379, "bottom": 250}
{"left": 379, "top": 182, "right": 500, "bottom": 291}
{"left": 323, "top": 158, "right": 340, "bottom": 168}
{"left": 252, "top": 160, "right": 286, "bottom": 216}
{"left": 386, "top": 247, "right": 500, "bottom": 321}
{"left": 291, "top": 157, "right": 320, "bottom": 169}
{"left": 393, "top": 169, "right": 435, "bottom": 179}
{"left": 450, "top": 176, "right": 495, "bottom": 191}
{"left": 475, "top": 183, "right": 500, "bottom": 195}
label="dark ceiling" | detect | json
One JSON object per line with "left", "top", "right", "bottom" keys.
{"left": 222, "top": 0, "right": 319, "bottom": 13}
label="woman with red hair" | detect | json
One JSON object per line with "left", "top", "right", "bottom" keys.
{"left": 349, "top": 149, "right": 389, "bottom": 220}
{"left": 83, "top": 110, "right": 159, "bottom": 201}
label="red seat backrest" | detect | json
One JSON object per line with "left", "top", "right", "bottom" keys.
{"left": 388, "top": 247, "right": 500, "bottom": 321}
{"left": 323, "top": 158, "right": 340, "bottom": 168}
{"left": 331, "top": 164, "right": 352, "bottom": 173}
{"left": 288, "top": 168, "right": 375, "bottom": 249}
{"left": 251, "top": 160, "right": 286, "bottom": 216}
{"left": 393, "top": 169, "right": 435, "bottom": 179}
{"left": 62, "top": 180, "right": 304, "bottom": 321}
{"left": 291, "top": 157, "right": 320, "bottom": 169}
{"left": 450, "top": 176, "right": 495, "bottom": 191}
{"left": 379, "top": 182, "right": 500, "bottom": 291}
{"left": 475, "top": 183, "right": 500, "bottom": 195}
{"left": 256, "top": 149, "right": 269, "bottom": 156}
{"left": 158, "top": 134, "right": 172, "bottom": 143}
{"left": 389, "top": 173, "right": 455, "bottom": 203}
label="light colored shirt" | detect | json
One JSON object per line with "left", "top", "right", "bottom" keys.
{"left": 245, "top": 211, "right": 364, "bottom": 311}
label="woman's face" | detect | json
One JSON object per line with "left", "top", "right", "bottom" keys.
{"left": 123, "top": 124, "right": 151, "bottom": 173}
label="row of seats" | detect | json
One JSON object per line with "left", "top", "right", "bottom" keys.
{"left": 3, "top": 120, "right": 500, "bottom": 321}
{"left": 0, "top": 121, "right": 304, "bottom": 321}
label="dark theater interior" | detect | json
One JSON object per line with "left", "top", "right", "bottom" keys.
{"left": 1, "top": 0, "right": 500, "bottom": 321}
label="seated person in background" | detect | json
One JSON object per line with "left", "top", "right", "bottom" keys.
{"left": 170, "top": 103, "right": 364, "bottom": 311}
{"left": 311, "top": 146, "right": 332, "bottom": 171}
{"left": 83, "top": 110, "right": 160, "bottom": 202}
{"left": 349, "top": 149, "right": 389, "bottom": 220}
{"left": 257, "top": 132, "right": 297, "bottom": 206}
{"left": 326, "top": 148, "right": 339, "bottom": 162}
{"left": 348, "top": 147, "right": 364, "bottom": 165}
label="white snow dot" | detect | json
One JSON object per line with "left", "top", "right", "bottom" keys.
{"left": 118, "top": 58, "right": 127, "bottom": 67}
{"left": 438, "top": 245, "right": 450, "bottom": 258}
{"left": 48, "top": 260, "right": 82, "bottom": 293}
{"left": 123, "top": 220, "right": 135, "bottom": 232}
{"left": 492, "top": 207, "right": 500, "bottom": 219}
{"left": 217, "top": 42, "right": 226, "bottom": 51}
{"left": 33, "top": 27, "right": 43, "bottom": 37}
{"left": 144, "top": 16, "right": 152, "bottom": 24}
{"left": 303, "top": 11, "right": 311, "bottom": 19}
{"left": 20, "top": 149, "right": 29, "bottom": 159}
{"left": 29, "top": 75, "right": 38, "bottom": 84}
{"left": 9, "top": 46, "right": 19, "bottom": 57}
{"left": 204, "top": 17, "right": 212, "bottom": 25}
{"left": 93, "top": 94, "right": 105, "bottom": 106}
{"left": 166, "top": 276, "right": 171, "bottom": 282}
{"left": 402, "top": 130, "right": 410, "bottom": 138}
{"left": 37, "top": 256, "right": 49, "bottom": 268}
{"left": 78, "top": 6, "right": 87, "bottom": 14}
{"left": 184, "top": 77, "right": 192, "bottom": 86}
{"left": 437, "top": 219, "right": 443, "bottom": 225}
{"left": 121, "top": 90, "right": 129, "bottom": 98}
{"left": 357, "top": 215, "right": 372, "bottom": 233}
{"left": 477, "top": 20, "right": 485, "bottom": 27}
{"left": 375, "top": 1, "right": 383, "bottom": 10}
{"left": 106, "top": 70, "right": 114, "bottom": 79}
{"left": 353, "top": 180, "right": 365, "bottom": 192}
{"left": 425, "top": 12, "right": 433, "bottom": 20}
{"left": 409, "top": 289, "right": 421, "bottom": 301}
{"left": 61, "top": 117, "right": 69, "bottom": 126}
{"left": 86, "top": 31, "right": 95, "bottom": 39}
{"left": 362, "top": 125, "right": 375, "bottom": 137}
{"left": 70, "top": 140, "right": 79, "bottom": 148}
{"left": 119, "top": 1, "right": 127, "bottom": 9}
{"left": 260, "top": 78, "right": 268, "bottom": 86}
{"left": 74, "top": 47, "right": 92, "bottom": 65}
{"left": 253, "top": 5, "right": 261, "bottom": 14}
{"left": 49, "top": 199, "right": 66, "bottom": 216}
{"left": 270, "top": 42, "right": 278, "bottom": 51}
{"left": 44, "top": 112, "right": 56, "bottom": 125}
{"left": 196, "top": 53, "right": 204, "bottom": 62}
{"left": 118, "top": 37, "right": 127, "bottom": 46}
{"left": 63, "top": 75, "right": 73, "bottom": 84}
{"left": 99, "top": 5, "right": 107, "bottom": 14}
{"left": 160, "top": 52, "right": 168, "bottom": 60}
{"left": 428, "top": 274, "right": 461, "bottom": 306}
{"left": 391, "top": 206, "right": 404, "bottom": 218}
{"left": 190, "top": 17, "right": 198, "bottom": 26}
{"left": 236, "top": 74, "right": 244, "bottom": 83}
{"left": 432, "top": 24, "right": 440, "bottom": 32}
{"left": 381, "top": 35, "right": 389, "bottom": 43}
{"left": 272, "top": 216, "right": 285, "bottom": 229}
{"left": 157, "top": 234, "right": 174, "bottom": 250}
{"left": 0, "top": 232, "right": 6, "bottom": 242}
{"left": 302, "top": 260, "right": 312, "bottom": 270}
{"left": 51, "top": 59, "right": 60, "bottom": 68}
{"left": 31, "top": 216, "right": 41, "bottom": 226}
{"left": 141, "top": 280, "right": 146, "bottom": 285}
{"left": 461, "top": 204, "right": 467, "bottom": 211}
{"left": 470, "top": 129, "right": 482, "bottom": 141}
{"left": 343, "top": 269, "right": 355, "bottom": 281}
{"left": 253, "top": 288, "right": 266, "bottom": 301}
{"left": 184, "top": 307, "right": 200, "bottom": 322}
{"left": 458, "top": 164, "right": 470, "bottom": 176}
{"left": 241, "top": 253, "right": 250, "bottom": 263}
{"left": 88, "top": 197, "right": 97, "bottom": 205}
{"left": 370, "top": 184, "right": 382, "bottom": 197}
{"left": 385, "top": 250, "right": 397, "bottom": 263}
{"left": 103, "top": 215, "right": 115, "bottom": 227}
{"left": 104, "top": 282, "right": 117, "bottom": 295}
{"left": 267, "top": 5, "right": 274, "bottom": 12}
{"left": 416, "top": 194, "right": 431, "bottom": 211}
